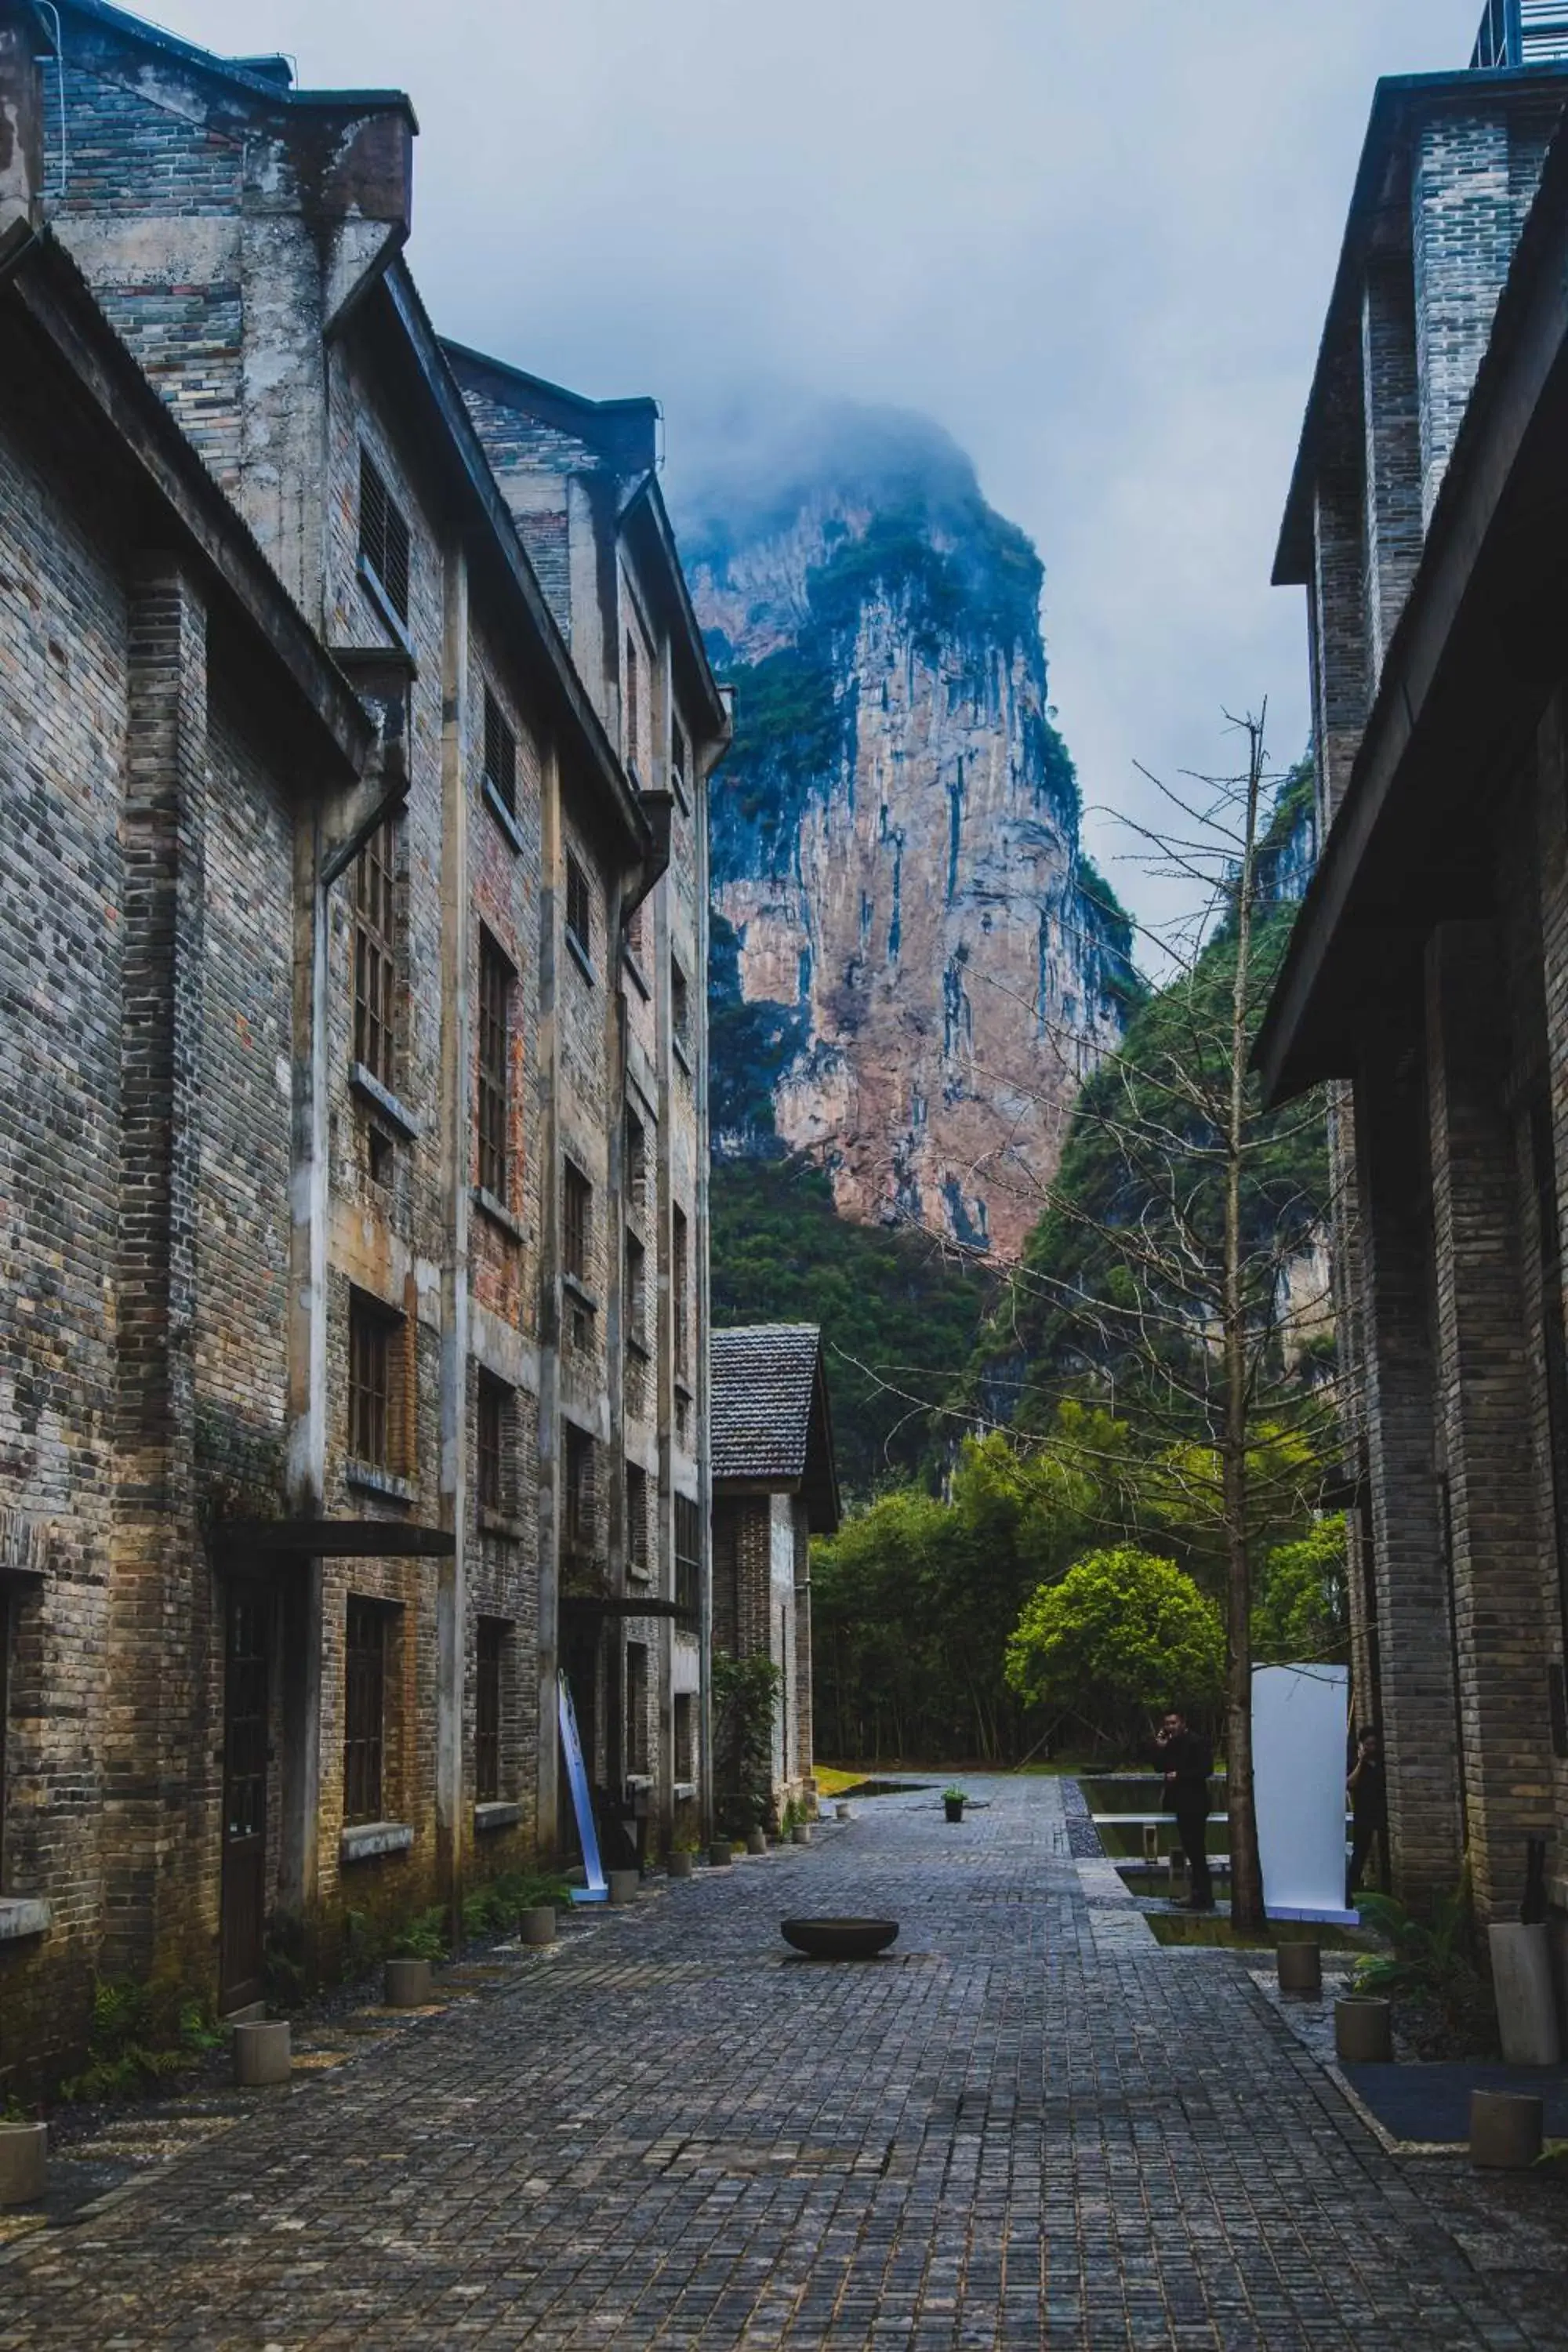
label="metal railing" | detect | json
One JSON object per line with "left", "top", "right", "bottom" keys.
{"left": 1473, "top": 0, "right": 1568, "bottom": 67}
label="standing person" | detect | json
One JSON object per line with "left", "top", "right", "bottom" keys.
{"left": 1155, "top": 1706, "right": 1214, "bottom": 1911}
{"left": 1345, "top": 1727, "right": 1385, "bottom": 1903}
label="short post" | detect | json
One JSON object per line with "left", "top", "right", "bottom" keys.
{"left": 607, "top": 1868, "right": 641, "bottom": 1906}
{"left": 518, "top": 1905, "right": 557, "bottom": 1946}
{"left": 232, "top": 2019, "right": 292, "bottom": 2088}
{"left": 383, "top": 1958, "right": 432, "bottom": 2008}
{"left": 1333, "top": 1998, "right": 1392, "bottom": 2063}
{"left": 746, "top": 1828, "right": 768, "bottom": 1856}
{"left": 1276, "top": 1942, "right": 1322, "bottom": 1997}
{"left": 0, "top": 2122, "right": 47, "bottom": 2207}
{"left": 667, "top": 1851, "right": 693, "bottom": 1880}
{"left": 708, "top": 1838, "right": 733, "bottom": 1868}
{"left": 1470, "top": 2089, "right": 1544, "bottom": 2170}
{"left": 1142, "top": 1823, "right": 1160, "bottom": 1864}
{"left": 836, "top": 1802, "right": 852, "bottom": 1822}
{"left": 791, "top": 1823, "right": 812, "bottom": 1846}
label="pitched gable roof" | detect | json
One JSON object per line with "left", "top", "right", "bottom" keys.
{"left": 710, "top": 1324, "right": 840, "bottom": 1534}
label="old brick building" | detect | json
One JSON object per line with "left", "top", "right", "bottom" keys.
{"left": 1258, "top": 5, "right": 1568, "bottom": 2004}
{"left": 0, "top": 0, "right": 726, "bottom": 2086}
{"left": 710, "top": 1327, "right": 840, "bottom": 1820}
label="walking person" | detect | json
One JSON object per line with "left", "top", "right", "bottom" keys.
{"left": 1155, "top": 1706, "right": 1214, "bottom": 1911}
{"left": 1345, "top": 1726, "right": 1385, "bottom": 1904}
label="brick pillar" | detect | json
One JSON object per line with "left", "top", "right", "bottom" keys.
{"left": 1311, "top": 466, "right": 1369, "bottom": 825}
{"left": 1353, "top": 1025, "right": 1465, "bottom": 1904}
{"left": 1426, "top": 920, "right": 1556, "bottom": 1917}
{"left": 106, "top": 557, "right": 209, "bottom": 1978}
{"left": 1360, "top": 255, "right": 1422, "bottom": 687}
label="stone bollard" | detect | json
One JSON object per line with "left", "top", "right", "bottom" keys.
{"left": 836, "top": 1802, "right": 852, "bottom": 1822}
{"left": 792, "top": 1824, "right": 812, "bottom": 1846}
{"left": 667, "top": 1851, "right": 694, "bottom": 1880}
{"left": 1470, "top": 2089, "right": 1544, "bottom": 2170}
{"left": 1276, "top": 1943, "right": 1323, "bottom": 1998}
{"left": 518, "top": 1906, "right": 557, "bottom": 1947}
{"left": 746, "top": 1828, "right": 768, "bottom": 1856}
{"left": 1333, "top": 1998, "right": 1392, "bottom": 2063}
{"left": 0, "top": 2122, "right": 47, "bottom": 2207}
{"left": 384, "top": 1958, "right": 431, "bottom": 2008}
{"left": 233, "top": 2020, "right": 292, "bottom": 2088}
{"left": 708, "top": 1839, "right": 733, "bottom": 1868}
{"left": 608, "top": 1868, "right": 641, "bottom": 1907}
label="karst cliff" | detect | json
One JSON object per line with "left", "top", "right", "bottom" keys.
{"left": 684, "top": 404, "right": 1135, "bottom": 1261}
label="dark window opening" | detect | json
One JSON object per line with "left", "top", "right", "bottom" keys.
{"left": 358, "top": 448, "right": 411, "bottom": 622}
{"left": 625, "top": 631, "right": 641, "bottom": 775}
{"left": 673, "top": 1691, "right": 695, "bottom": 1784}
{"left": 344, "top": 1599, "right": 388, "bottom": 1825}
{"left": 353, "top": 819, "right": 398, "bottom": 1090}
{"left": 626, "top": 1640, "right": 650, "bottom": 1775}
{"left": 1532, "top": 1100, "right": 1568, "bottom": 1745}
{"left": 477, "top": 1370, "right": 512, "bottom": 1517}
{"left": 564, "top": 1161, "right": 591, "bottom": 1286}
{"left": 475, "top": 1617, "right": 507, "bottom": 1804}
{"left": 565, "top": 853, "right": 593, "bottom": 964}
{"left": 626, "top": 1461, "right": 649, "bottom": 1579}
{"left": 484, "top": 686, "right": 517, "bottom": 815}
{"left": 477, "top": 930, "right": 513, "bottom": 1201}
{"left": 672, "top": 1205, "right": 690, "bottom": 1380}
{"left": 671, "top": 717, "right": 688, "bottom": 796}
{"left": 674, "top": 1493, "right": 701, "bottom": 1621}
{"left": 368, "top": 1127, "right": 394, "bottom": 1190}
{"left": 624, "top": 1109, "right": 647, "bottom": 1223}
{"left": 670, "top": 958, "right": 690, "bottom": 1052}
{"left": 564, "top": 1424, "right": 596, "bottom": 1557}
{"left": 349, "top": 1291, "right": 402, "bottom": 1473}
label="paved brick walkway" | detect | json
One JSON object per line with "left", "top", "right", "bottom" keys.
{"left": 2, "top": 1775, "right": 1566, "bottom": 2349}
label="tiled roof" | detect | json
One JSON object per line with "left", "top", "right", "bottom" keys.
{"left": 710, "top": 1325, "right": 822, "bottom": 1483}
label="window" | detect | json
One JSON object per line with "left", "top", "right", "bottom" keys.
{"left": 565, "top": 852, "right": 593, "bottom": 966}
{"left": 349, "top": 1290, "right": 401, "bottom": 1473}
{"left": 358, "top": 448, "right": 411, "bottom": 623}
{"left": 477, "top": 1370, "right": 512, "bottom": 1517}
{"left": 564, "top": 1424, "right": 596, "bottom": 1556}
{"left": 672, "top": 1205, "right": 690, "bottom": 1380}
{"left": 564, "top": 1161, "right": 591, "bottom": 1287}
{"left": 477, "top": 931, "right": 512, "bottom": 1201}
{"left": 673, "top": 1691, "right": 695, "bottom": 1784}
{"left": 624, "top": 1109, "right": 647, "bottom": 1223}
{"left": 671, "top": 717, "right": 688, "bottom": 797}
{"left": 625, "top": 1232, "right": 647, "bottom": 1346}
{"left": 670, "top": 958, "right": 690, "bottom": 1055}
{"left": 484, "top": 686, "right": 517, "bottom": 816}
{"left": 353, "top": 820, "right": 397, "bottom": 1089}
{"left": 626, "top": 1461, "right": 649, "bottom": 1581}
{"left": 475, "top": 1617, "right": 507, "bottom": 1805}
{"left": 626, "top": 891, "right": 646, "bottom": 966}
{"left": 626, "top": 1641, "right": 650, "bottom": 1774}
{"left": 624, "top": 631, "right": 641, "bottom": 775}
{"left": 674, "top": 1494, "right": 701, "bottom": 1620}
{"left": 344, "top": 1599, "right": 387, "bottom": 1824}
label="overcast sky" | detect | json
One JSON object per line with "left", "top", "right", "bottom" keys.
{"left": 147, "top": 0, "right": 1483, "bottom": 943}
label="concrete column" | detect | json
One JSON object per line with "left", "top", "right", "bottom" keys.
{"left": 1426, "top": 920, "right": 1556, "bottom": 1917}
{"left": 1352, "top": 1021, "right": 1465, "bottom": 1904}
{"left": 436, "top": 545, "right": 471, "bottom": 1922}
{"left": 106, "top": 556, "right": 209, "bottom": 1979}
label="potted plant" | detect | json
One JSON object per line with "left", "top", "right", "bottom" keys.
{"left": 667, "top": 1842, "right": 698, "bottom": 1880}
{"left": 943, "top": 1788, "right": 968, "bottom": 1824}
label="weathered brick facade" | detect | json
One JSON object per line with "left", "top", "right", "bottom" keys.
{"left": 1263, "top": 27, "right": 1568, "bottom": 2007}
{"left": 0, "top": 0, "right": 727, "bottom": 2089}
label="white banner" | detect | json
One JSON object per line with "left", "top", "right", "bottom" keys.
{"left": 1252, "top": 1663, "right": 1356, "bottom": 1924}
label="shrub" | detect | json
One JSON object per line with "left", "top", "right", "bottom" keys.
{"left": 61, "top": 1979, "right": 224, "bottom": 2102}
{"left": 1004, "top": 1545, "right": 1223, "bottom": 1748}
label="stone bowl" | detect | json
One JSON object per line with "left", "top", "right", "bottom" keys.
{"left": 780, "top": 1917, "right": 899, "bottom": 1961}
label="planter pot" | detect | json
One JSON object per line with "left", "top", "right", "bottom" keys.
{"left": 1488, "top": 1922, "right": 1563, "bottom": 2066}
{"left": 608, "top": 1868, "right": 641, "bottom": 1907}
{"left": 1334, "top": 1998, "right": 1392, "bottom": 2064}
{"left": 835, "top": 1802, "right": 852, "bottom": 1822}
{"left": 1470, "top": 2089, "right": 1544, "bottom": 2170}
{"left": 746, "top": 1828, "right": 768, "bottom": 1856}
{"left": 517, "top": 1906, "right": 557, "bottom": 1947}
{"left": 0, "top": 2122, "right": 46, "bottom": 2207}
{"left": 791, "top": 1824, "right": 812, "bottom": 1846}
{"left": 708, "top": 1840, "right": 734, "bottom": 1868}
{"left": 667, "top": 1852, "right": 694, "bottom": 1880}
{"left": 1276, "top": 1942, "right": 1322, "bottom": 1998}
{"left": 943, "top": 1801, "right": 965, "bottom": 1824}
{"left": 781, "top": 1917, "right": 899, "bottom": 1960}
{"left": 384, "top": 1957, "right": 432, "bottom": 2008}
{"left": 232, "top": 2019, "right": 291, "bottom": 2088}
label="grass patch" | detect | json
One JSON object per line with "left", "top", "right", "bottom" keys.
{"left": 814, "top": 1766, "right": 869, "bottom": 1796}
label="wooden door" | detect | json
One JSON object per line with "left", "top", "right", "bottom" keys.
{"left": 220, "top": 1583, "right": 270, "bottom": 2013}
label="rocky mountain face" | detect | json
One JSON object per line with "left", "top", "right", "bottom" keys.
{"left": 683, "top": 405, "right": 1135, "bottom": 1261}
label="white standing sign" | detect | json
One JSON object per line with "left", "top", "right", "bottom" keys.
{"left": 1251, "top": 1663, "right": 1356, "bottom": 1924}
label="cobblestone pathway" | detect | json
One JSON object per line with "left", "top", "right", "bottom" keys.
{"left": 2, "top": 1775, "right": 1566, "bottom": 2350}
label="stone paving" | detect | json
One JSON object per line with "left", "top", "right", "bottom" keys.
{"left": 2, "top": 1774, "right": 1566, "bottom": 2350}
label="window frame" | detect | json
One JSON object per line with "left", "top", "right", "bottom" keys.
{"left": 474, "top": 1617, "right": 507, "bottom": 1806}
{"left": 626, "top": 1458, "right": 649, "bottom": 1581}
{"left": 343, "top": 1597, "right": 388, "bottom": 1827}
{"left": 349, "top": 1290, "right": 403, "bottom": 1475}
{"left": 477, "top": 929, "right": 513, "bottom": 1203}
{"left": 564, "top": 1423, "right": 596, "bottom": 1558}
{"left": 477, "top": 1368, "right": 512, "bottom": 1519}
{"left": 565, "top": 852, "right": 593, "bottom": 968}
{"left": 672, "top": 1204, "right": 690, "bottom": 1381}
{"left": 670, "top": 956, "right": 690, "bottom": 1056}
{"left": 674, "top": 1494, "right": 701, "bottom": 1620}
{"left": 353, "top": 819, "right": 399, "bottom": 1092}
{"left": 563, "top": 1160, "right": 592, "bottom": 1287}
{"left": 358, "top": 447, "right": 412, "bottom": 626}
{"left": 483, "top": 685, "right": 517, "bottom": 817}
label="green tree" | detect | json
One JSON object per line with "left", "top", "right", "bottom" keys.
{"left": 1004, "top": 1546, "right": 1224, "bottom": 1748}
{"left": 1252, "top": 1516, "right": 1348, "bottom": 1664}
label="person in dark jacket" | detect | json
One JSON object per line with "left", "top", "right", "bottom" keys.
{"left": 1155, "top": 1707, "right": 1214, "bottom": 1911}
{"left": 1345, "top": 1727, "right": 1385, "bottom": 1902}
